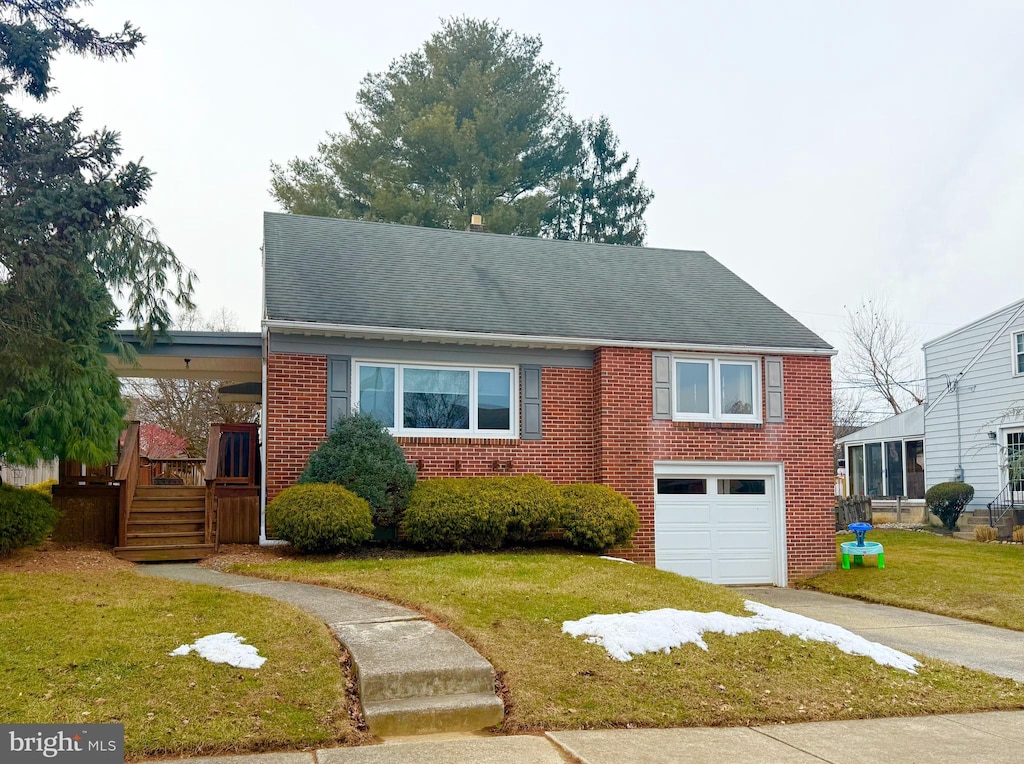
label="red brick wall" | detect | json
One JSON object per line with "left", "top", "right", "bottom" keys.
{"left": 594, "top": 347, "right": 835, "bottom": 579}
{"left": 265, "top": 356, "right": 596, "bottom": 501}
{"left": 266, "top": 347, "right": 834, "bottom": 580}
{"left": 265, "top": 353, "right": 328, "bottom": 503}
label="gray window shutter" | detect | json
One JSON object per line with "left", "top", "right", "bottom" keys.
{"left": 653, "top": 352, "right": 672, "bottom": 419}
{"left": 765, "top": 356, "right": 784, "bottom": 423}
{"left": 521, "top": 365, "right": 542, "bottom": 440}
{"left": 327, "top": 356, "right": 351, "bottom": 433}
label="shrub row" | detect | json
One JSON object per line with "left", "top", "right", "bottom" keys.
{"left": 402, "top": 476, "right": 638, "bottom": 552}
{"left": 0, "top": 484, "right": 60, "bottom": 558}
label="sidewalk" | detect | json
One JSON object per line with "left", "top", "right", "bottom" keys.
{"left": 140, "top": 710, "right": 1024, "bottom": 763}
{"left": 737, "top": 586, "right": 1024, "bottom": 683}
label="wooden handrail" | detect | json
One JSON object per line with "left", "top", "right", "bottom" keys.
{"left": 114, "top": 421, "right": 140, "bottom": 481}
{"left": 116, "top": 422, "right": 141, "bottom": 547}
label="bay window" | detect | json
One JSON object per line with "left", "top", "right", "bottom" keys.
{"left": 355, "top": 362, "right": 515, "bottom": 436}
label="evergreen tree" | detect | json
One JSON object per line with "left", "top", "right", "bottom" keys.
{"left": 0, "top": 1, "right": 195, "bottom": 466}
{"left": 270, "top": 18, "right": 652, "bottom": 243}
{"left": 545, "top": 116, "right": 654, "bottom": 245}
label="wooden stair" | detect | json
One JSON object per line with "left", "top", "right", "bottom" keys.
{"left": 114, "top": 485, "right": 215, "bottom": 562}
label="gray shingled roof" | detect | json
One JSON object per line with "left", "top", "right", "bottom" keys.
{"left": 263, "top": 213, "right": 831, "bottom": 351}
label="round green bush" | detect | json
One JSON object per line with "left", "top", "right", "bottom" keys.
{"left": 0, "top": 484, "right": 60, "bottom": 558}
{"left": 925, "top": 481, "right": 975, "bottom": 531}
{"left": 267, "top": 483, "right": 373, "bottom": 554}
{"left": 559, "top": 484, "right": 639, "bottom": 551}
{"left": 300, "top": 412, "right": 416, "bottom": 527}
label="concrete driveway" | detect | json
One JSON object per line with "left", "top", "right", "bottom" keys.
{"left": 736, "top": 586, "right": 1024, "bottom": 683}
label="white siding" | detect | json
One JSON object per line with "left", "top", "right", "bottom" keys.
{"left": 924, "top": 300, "right": 1024, "bottom": 508}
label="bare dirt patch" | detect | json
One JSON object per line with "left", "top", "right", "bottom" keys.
{"left": 0, "top": 542, "right": 134, "bottom": 573}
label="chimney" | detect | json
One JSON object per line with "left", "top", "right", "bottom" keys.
{"left": 468, "top": 214, "right": 484, "bottom": 232}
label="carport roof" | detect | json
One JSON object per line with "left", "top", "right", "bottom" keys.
{"left": 106, "top": 330, "right": 262, "bottom": 382}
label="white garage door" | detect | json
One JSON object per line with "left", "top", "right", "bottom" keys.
{"left": 654, "top": 464, "right": 784, "bottom": 585}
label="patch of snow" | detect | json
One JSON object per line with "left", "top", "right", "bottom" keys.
{"left": 562, "top": 600, "right": 920, "bottom": 674}
{"left": 599, "top": 556, "right": 635, "bottom": 564}
{"left": 169, "top": 632, "right": 266, "bottom": 669}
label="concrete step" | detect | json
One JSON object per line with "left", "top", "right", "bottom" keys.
{"left": 334, "top": 619, "right": 497, "bottom": 702}
{"left": 361, "top": 692, "right": 504, "bottom": 737}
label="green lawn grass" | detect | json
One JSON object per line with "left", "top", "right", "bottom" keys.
{"left": 801, "top": 530, "right": 1024, "bottom": 631}
{"left": 230, "top": 550, "right": 1024, "bottom": 731}
{"left": 0, "top": 571, "right": 365, "bottom": 760}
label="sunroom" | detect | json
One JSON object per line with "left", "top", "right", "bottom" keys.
{"left": 836, "top": 405, "right": 927, "bottom": 523}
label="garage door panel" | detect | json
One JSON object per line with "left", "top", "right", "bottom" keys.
{"left": 715, "top": 556, "right": 774, "bottom": 585}
{"left": 715, "top": 528, "right": 772, "bottom": 550}
{"left": 657, "top": 556, "right": 714, "bottom": 581}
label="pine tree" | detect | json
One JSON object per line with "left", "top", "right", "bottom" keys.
{"left": 545, "top": 116, "right": 654, "bottom": 246}
{"left": 0, "top": 1, "right": 194, "bottom": 465}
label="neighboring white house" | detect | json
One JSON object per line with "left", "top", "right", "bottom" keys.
{"left": 923, "top": 298, "right": 1024, "bottom": 513}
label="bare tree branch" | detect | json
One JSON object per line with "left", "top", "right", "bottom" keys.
{"left": 838, "top": 296, "right": 924, "bottom": 416}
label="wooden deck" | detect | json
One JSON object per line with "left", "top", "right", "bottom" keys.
{"left": 58, "top": 421, "right": 261, "bottom": 562}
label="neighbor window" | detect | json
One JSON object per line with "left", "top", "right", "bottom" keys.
{"left": 673, "top": 356, "right": 760, "bottom": 423}
{"left": 355, "top": 363, "right": 514, "bottom": 436}
{"left": 1015, "top": 332, "right": 1024, "bottom": 375}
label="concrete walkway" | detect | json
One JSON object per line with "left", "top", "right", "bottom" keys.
{"left": 139, "top": 710, "right": 1024, "bottom": 763}
{"left": 737, "top": 586, "right": 1024, "bottom": 683}
{"left": 140, "top": 564, "right": 503, "bottom": 735}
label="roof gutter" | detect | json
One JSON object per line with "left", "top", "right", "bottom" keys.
{"left": 262, "top": 319, "right": 837, "bottom": 357}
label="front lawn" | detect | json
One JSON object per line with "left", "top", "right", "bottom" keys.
{"left": 0, "top": 571, "right": 365, "bottom": 760}
{"left": 801, "top": 530, "right": 1024, "bottom": 631}
{"left": 230, "top": 551, "right": 1024, "bottom": 730}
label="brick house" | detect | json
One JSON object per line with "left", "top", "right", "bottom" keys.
{"left": 261, "top": 213, "right": 836, "bottom": 584}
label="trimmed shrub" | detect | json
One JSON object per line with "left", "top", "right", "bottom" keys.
{"left": 402, "top": 478, "right": 509, "bottom": 550}
{"left": 559, "top": 484, "right": 639, "bottom": 551}
{"left": 299, "top": 412, "right": 416, "bottom": 527}
{"left": 266, "top": 483, "right": 373, "bottom": 554}
{"left": 925, "top": 481, "right": 975, "bottom": 531}
{"left": 0, "top": 484, "right": 60, "bottom": 558}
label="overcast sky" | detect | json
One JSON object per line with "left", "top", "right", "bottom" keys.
{"left": 25, "top": 0, "right": 1024, "bottom": 415}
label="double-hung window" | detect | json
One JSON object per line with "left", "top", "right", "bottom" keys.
{"left": 355, "top": 362, "right": 516, "bottom": 437}
{"left": 672, "top": 356, "right": 761, "bottom": 423}
{"left": 1014, "top": 332, "right": 1024, "bottom": 375}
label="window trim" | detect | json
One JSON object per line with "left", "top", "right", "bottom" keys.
{"left": 1013, "top": 331, "right": 1024, "bottom": 376}
{"left": 670, "top": 355, "right": 762, "bottom": 424}
{"left": 353, "top": 360, "right": 518, "bottom": 438}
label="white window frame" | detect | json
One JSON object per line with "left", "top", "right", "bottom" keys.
{"left": 671, "top": 355, "right": 762, "bottom": 424}
{"left": 353, "top": 361, "right": 518, "bottom": 438}
{"left": 1013, "top": 331, "right": 1024, "bottom": 376}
